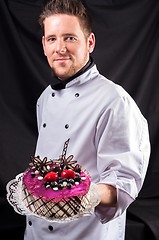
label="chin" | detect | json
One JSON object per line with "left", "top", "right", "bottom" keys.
{"left": 53, "top": 66, "right": 76, "bottom": 79}
{"left": 56, "top": 71, "right": 75, "bottom": 80}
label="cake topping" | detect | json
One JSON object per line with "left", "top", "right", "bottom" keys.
{"left": 29, "top": 139, "right": 85, "bottom": 190}
{"left": 29, "top": 156, "right": 53, "bottom": 175}
{"left": 61, "top": 169, "right": 76, "bottom": 179}
{"left": 44, "top": 172, "right": 59, "bottom": 182}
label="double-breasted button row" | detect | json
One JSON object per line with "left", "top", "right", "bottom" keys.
{"left": 41, "top": 91, "right": 80, "bottom": 130}
{"left": 42, "top": 123, "right": 70, "bottom": 129}
{"left": 28, "top": 220, "right": 53, "bottom": 231}
{"left": 51, "top": 92, "right": 80, "bottom": 98}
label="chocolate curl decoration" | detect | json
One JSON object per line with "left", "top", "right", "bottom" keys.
{"left": 29, "top": 156, "right": 53, "bottom": 174}
{"left": 53, "top": 139, "right": 77, "bottom": 170}
{"left": 62, "top": 138, "right": 70, "bottom": 159}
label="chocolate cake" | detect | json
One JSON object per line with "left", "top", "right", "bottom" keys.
{"left": 21, "top": 139, "right": 91, "bottom": 220}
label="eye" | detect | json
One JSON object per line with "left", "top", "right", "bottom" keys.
{"left": 65, "top": 36, "right": 77, "bottom": 41}
{"left": 47, "top": 37, "right": 56, "bottom": 43}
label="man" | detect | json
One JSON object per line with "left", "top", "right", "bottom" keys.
{"left": 24, "top": 0, "right": 150, "bottom": 239}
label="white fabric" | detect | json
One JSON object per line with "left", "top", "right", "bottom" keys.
{"left": 24, "top": 65, "right": 150, "bottom": 240}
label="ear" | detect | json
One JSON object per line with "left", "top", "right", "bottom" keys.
{"left": 42, "top": 36, "right": 47, "bottom": 56}
{"left": 88, "top": 33, "right": 95, "bottom": 53}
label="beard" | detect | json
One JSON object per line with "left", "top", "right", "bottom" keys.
{"left": 51, "top": 60, "right": 76, "bottom": 80}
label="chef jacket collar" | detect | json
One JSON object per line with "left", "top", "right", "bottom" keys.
{"left": 51, "top": 57, "right": 95, "bottom": 90}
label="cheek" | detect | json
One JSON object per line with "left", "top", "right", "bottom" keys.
{"left": 45, "top": 48, "right": 53, "bottom": 57}
{"left": 77, "top": 45, "right": 89, "bottom": 60}
{"left": 44, "top": 48, "right": 54, "bottom": 67}
{"left": 74, "top": 44, "right": 87, "bottom": 57}
{"left": 44, "top": 44, "right": 54, "bottom": 56}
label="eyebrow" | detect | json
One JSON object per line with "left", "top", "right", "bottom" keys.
{"left": 45, "top": 33, "right": 78, "bottom": 39}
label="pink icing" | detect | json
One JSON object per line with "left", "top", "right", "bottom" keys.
{"left": 23, "top": 168, "right": 91, "bottom": 202}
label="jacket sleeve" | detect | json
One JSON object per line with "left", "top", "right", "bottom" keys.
{"left": 94, "top": 94, "right": 150, "bottom": 223}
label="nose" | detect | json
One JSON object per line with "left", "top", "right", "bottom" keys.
{"left": 55, "top": 39, "right": 66, "bottom": 54}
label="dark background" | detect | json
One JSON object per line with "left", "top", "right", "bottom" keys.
{"left": 0, "top": 0, "right": 159, "bottom": 239}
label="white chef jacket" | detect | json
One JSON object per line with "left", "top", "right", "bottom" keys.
{"left": 24, "top": 64, "right": 150, "bottom": 240}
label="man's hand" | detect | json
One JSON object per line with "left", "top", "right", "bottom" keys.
{"left": 95, "top": 183, "right": 117, "bottom": 207}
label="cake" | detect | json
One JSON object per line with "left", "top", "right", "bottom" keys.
{"left": 21, "top": 139, "right": 91, "bottom": 220}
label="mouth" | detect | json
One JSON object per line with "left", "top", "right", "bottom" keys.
{"left": 54, "top": 57, "right": 71, "bottom": 63}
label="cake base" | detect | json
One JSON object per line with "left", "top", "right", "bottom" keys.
{"left": 22, "top": 184, "right": 90, "bottom": 219}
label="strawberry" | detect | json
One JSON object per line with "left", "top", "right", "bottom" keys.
{"left": 61, "top": 169, "right": 76, "bottom": 179}
{"left": 44, "top": 172, "right": 58, "bottom": 182}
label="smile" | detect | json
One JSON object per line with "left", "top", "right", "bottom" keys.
{"left": 54, "top": 57, "right": 70, "bottom": 62}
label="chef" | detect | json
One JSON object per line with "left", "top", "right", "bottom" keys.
{"left": 24, "top": 0, "right": 150, "bottom": 239}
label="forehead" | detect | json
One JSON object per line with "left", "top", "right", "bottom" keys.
{"left": 43, "top": 14, "right": 84, "bottom": 36}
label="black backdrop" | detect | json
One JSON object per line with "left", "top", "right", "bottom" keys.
{"left": 0, "top": 0, "right": 159, "bottom": 239}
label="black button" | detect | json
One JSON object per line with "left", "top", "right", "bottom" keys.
{"left": 75, "top": 93, "right": 79, "bottom": 97}
{"left": 65, "top": 124, "right": 69, "bottom": 129}
{"left": 43, "top": 123, "right": 46, "bottom": 128}
{"left": 28, "top": 221, "right": 32, "bottom": 226}
{"left": 52, "top": 92, "right": 55, "bottom": 97}
{"left": 48, "top": 225, "right": 53, "bottom": 231}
